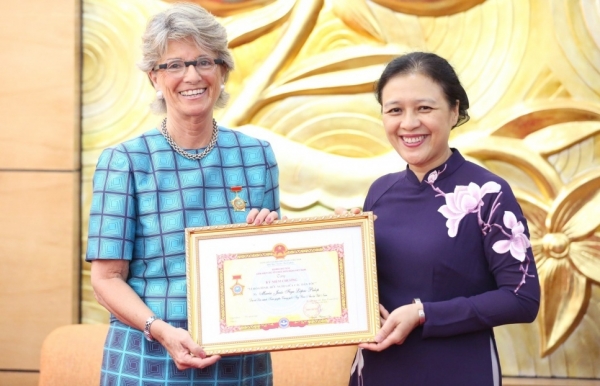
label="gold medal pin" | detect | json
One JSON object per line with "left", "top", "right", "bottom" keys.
{"left": 230, "top": 275, "right": 244, "bottom": 296}
{"left": 230, "top": 186, "right": 247, "bottom": 212}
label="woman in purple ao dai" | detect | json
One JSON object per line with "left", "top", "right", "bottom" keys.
{"left": 345, "top": 52, "right": 540, "bottom": 386}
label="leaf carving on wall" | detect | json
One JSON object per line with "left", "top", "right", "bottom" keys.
{"left": 331, "top": 0, "right": 385, "bottom": 42}
{"left": 459, "top": 112, "right": 600, "bottom": 357}
{"left": 535, "top": 172, "right": 600, "bottom": 356}
{"left": 163, "top": 0, "right": 275, "bottom": 17}
{"left": 221, "top": 1, "right": 295, "bottom": 47}
{"left": 370, "top": 0, "right": 486, "bottom": 16}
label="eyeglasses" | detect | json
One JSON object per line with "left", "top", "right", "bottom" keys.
{"left": 153, "top": 57, "right": 224, "bottom": 76}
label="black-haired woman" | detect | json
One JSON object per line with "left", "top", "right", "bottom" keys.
{"left": 347, "top": 52, "right": 540, "bottom": 386}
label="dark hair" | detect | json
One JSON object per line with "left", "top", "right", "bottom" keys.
{"left": 375, "top": 52, "right": 470, "bottom": 128}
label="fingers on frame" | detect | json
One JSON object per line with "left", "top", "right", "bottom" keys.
{"left": 246, "top": 208, "right": 260, "bottom": 223}
{"left": 334, "top": 207, "right": 362, "bottom": 215}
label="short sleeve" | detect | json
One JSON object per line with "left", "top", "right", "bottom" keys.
{"left": 86, "top": 147, "right": 137, "bottom": 261}
{"left": 261, "top": 142, "right": 280, "bottom": 215}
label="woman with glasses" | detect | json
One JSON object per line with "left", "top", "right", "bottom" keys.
{"left": 86, "top": 3, "right": 280, "bottom": 385}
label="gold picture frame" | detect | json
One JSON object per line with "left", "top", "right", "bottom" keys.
{"left": 185, "top": 213, "right": 380, "bottom": 355}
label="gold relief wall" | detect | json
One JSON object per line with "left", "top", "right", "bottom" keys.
{"left": 81, "top": 0, "right": 600, "bottom": 379}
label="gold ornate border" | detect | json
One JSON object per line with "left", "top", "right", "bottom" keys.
{"left": 185, "top": 213, "right": 379, "bottom": 355}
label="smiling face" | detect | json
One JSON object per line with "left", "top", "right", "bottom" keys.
{"left": 381, "top": 72, "right": 459, "bottom": 180}
{"left": 149, "top": 38, "right": 225, "bottom": 122}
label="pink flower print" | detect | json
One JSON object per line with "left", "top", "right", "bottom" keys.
{"left": 438, "top": 182, "right": 501, "bottom": 237}
{"left": 492, "top": 211, "right": 531, "bottom": 262}
{"left": 427, "top": 170, "right": 439, "bottom": 184}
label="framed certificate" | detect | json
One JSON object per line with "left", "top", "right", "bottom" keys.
{"left": 185, "top": 213, "right": 379, "bottom": 355}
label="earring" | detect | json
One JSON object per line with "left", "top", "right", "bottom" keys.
{"left": 220, "top": 84, "right": 225, "bottom": 91}
{"left": 156, "top": 90, "right": 163, "bottom": 100}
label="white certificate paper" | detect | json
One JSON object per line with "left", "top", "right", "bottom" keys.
{"left": 185, "top": 213, "right": 379, "bottom": 355}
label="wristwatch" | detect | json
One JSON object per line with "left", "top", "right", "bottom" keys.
{"left": 412, "top": 298, "right": 426, "bottom": 325}
{"left": 143, "top": 315, "right": 162, "bottom": 342}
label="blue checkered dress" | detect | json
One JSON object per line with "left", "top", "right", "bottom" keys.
{"left": 86, "top": 125, "right": 279, "bottom": 386}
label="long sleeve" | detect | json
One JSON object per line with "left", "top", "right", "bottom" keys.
{"left": 357, "top": 150, "right": 539, "bottom": 385}
{"left": 422, "top": 179, "right": 540, "bottom": 338}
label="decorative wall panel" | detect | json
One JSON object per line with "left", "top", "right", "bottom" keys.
{"left": 81, "top": 0, "right": 600, "bottom": 378}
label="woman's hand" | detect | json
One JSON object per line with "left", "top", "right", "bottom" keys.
{"left": 246, "top": 208, "right": 286, "bottom": 225}
{"left": 379, "top": 303, "right": 390, "bottom": 326}
{"left": 91, "top": 260, "right": 221, "bottom": 370}
{"left": 334, "top": 207, "right": 362, "bottom": 215}
{"left": 152, "top": 321, "right": 221, "bottom": 370}
{"left": 334, "top": 207, "right": 377, "bottom": 220}
{"left": 359, "top": 303, "right": 421, "bottom": 352}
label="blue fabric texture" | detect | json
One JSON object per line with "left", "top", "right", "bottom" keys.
{"left": 86, "top": 126, "right": 279, "bottom": 385}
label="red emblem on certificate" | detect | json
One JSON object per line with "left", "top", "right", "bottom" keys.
{"left": 230, "top": 275, "right": 244, "bottom": 296}
{"left": 273, "top": 243, "right": 288, "bottom": 259}
{"left": 230, "top": 186, "right": 247, "bottom": 212}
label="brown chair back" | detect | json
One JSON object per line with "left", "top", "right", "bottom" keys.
{"left": 39, "top": 324, "right": 108, "bottom": 386}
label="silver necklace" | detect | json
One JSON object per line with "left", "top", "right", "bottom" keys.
{"left": 160, "top": 117, "right": 218, "bottom": 160}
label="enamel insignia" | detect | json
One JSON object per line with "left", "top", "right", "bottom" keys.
{"left": 230, "top": 186, "right": 247, "bottom": 212}
{"left": 230, "top": 275, "right": 244, "bottom": 296}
